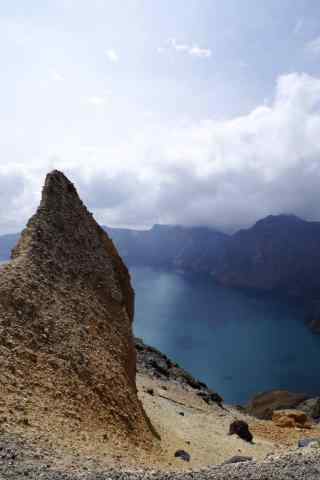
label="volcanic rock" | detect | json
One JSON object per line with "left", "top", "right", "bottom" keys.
{"left": 229, "top": 420, "right": 253, "bottom": 442}
{"left": 135, "top": 337, "right": 223, "bottom": 404}
{"left": 298, "top": 438, "right": 320, "bottom": 448}
{"left": 246, "top": 390, "right": 308, "bottom": 420}
{"left": 298, "top": 397, "right": 320, "bottom": 419}
{"left": 0, "top": 170, "right": 155, "bottom": 447}
{"left": 174, "top": 449, "right": 190, "bottom": 462}
{"left": 272, "top": 410, "right": 310, "bottom": 428}
{"left": 222, "top": 455, "right": 253, "bottom": 465}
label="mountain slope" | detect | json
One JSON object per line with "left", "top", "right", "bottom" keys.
{"left": 218, "top": 215, "right": 320, "bottom": 296}
{"left": 106, "top": 224, "right": 227, "bottom": 272}
{"left": 2, "top": 214, "right": 320, "bottom": 299}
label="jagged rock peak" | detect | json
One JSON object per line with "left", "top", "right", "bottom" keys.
{"left": 0, "top": 170, "right": 155, "bottom": 449}
{"left": 13, "top": 170, "right": 134, "bottom": 318}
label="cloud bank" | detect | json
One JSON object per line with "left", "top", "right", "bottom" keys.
{"left": 2, "top": 73, "right": 320, "bottom": 234}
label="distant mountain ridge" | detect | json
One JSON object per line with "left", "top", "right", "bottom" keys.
{"left": 106, "top": 224, "right": 228, "bottom": 272}
{"left": 2, "top": 214, "right": 320, "bottom": 302}
{"left": 218, "top": 214, "right": 320, "bottom": 297}
{"left": 0, "top": 233, "right": 19, "bottom": 261}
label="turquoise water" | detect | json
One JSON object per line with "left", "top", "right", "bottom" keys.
{"left": 131, "top": 266, "right": 320, "bottom": 405}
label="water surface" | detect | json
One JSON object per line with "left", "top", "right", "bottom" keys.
{"left": 131, "top": 266, "right": 320, "bottom": 404}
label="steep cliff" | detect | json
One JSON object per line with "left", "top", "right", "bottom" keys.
{"left": 217, "top": 215, "right": 320, "bottom": 297}
{"left": 106, "top": 224, "right": 227, "bottom": 272}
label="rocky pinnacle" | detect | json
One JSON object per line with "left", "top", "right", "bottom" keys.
{"left": 0, "top": 170, "right": 156, "bottom": 448}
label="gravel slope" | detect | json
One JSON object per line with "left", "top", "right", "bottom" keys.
{"left": 1, "top": 339, "right": 319, "bottom": 478}
{"left": 0, "top": 434, "right": 319, "bottom": 480}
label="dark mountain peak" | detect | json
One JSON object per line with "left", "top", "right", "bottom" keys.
{"left": 151, "top": 223, "right": 226, "bottom": 236}
{"left": 253, "top": 214, "right": 304, "bottom": 229}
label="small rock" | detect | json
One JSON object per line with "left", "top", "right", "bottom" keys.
{"left": 298, "top": 438, "right": 320, "bottom": 448}
{"left": 223, "top": 455, "right": 253, "bottom": 465}
{"left": 174, "top": 450, "right": 191, "bottom": 462}
{"left": 197, "top": 390, "right": 223, "bottom": 406}
{"left": 146, "top": 388, "right": 154, "bottom": 396}
{"left": 298, "top": 398, "right": 320, "bottom": 419}
{"left": 308, "top": 441, "right": 320, "bottom": 449}
{"left": 229, "top": 420, "right": 253, "bottom": 442}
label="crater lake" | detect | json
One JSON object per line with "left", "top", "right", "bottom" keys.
{"left": 131, "top": 266, "right": 320, "bottom": 404}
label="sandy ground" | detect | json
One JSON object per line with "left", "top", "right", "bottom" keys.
{"left": 135, "top": 374, "right": 320, "bottom": 471}
{"left": 2, "top": 372, "right": 320, "bottom": 474}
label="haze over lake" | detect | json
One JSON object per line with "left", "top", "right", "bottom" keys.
{"left": 132, "top": 266, "right": 320, "bottom": 404}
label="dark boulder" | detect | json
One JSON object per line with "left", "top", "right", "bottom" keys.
{"left": 174, "top": 450, "right": 191, "bottom": 462}
{"left": 229, "top": 420, "right": 253, "bottom": 442}
{"left": 197, "top": 390, "right": 223, "bottom": 406}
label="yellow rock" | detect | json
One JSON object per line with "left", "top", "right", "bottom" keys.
{"left": 272, "top": 409, "right": 309, "bottom": 428}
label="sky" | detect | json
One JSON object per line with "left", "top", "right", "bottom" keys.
{"left": 1, "top": 0, "right": 320, "bottom": 233}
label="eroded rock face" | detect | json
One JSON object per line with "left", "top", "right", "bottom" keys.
{"left": 246, "top": 390, "right": 308, "bottom": 420}
{"left": 272, "top": 410, "right": 310, "bottom": 428}
{"left": 0, "top": 170, "right": 155, "bottom": 446}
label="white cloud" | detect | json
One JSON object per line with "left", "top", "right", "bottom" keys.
{"left": 74, "top": 73, "right": 320, "bottom": 230}
{"left": 171, "top": 38, "right": 189, "bottom": 52}
{"left": 0, "top": 166, "right": 35, "bottom": 234}
{"left": 165, "top": 38, "right": 212, "bottom": 59}
{"left": 188, "top": 45, "right": 211, "bottom": 58}
{"left": 305, "top": 36, "right": 320, "bottom": 56}
{"left": 50, "top": 69, "right": 64, "bottom": 82}
{"left": 85, "top": 95, "right": 108, "bottom": 106}
{"left": 105, "top": 49, "right": 119, "bottom": 63}
{"left": 3, "top": 73, "right": 320, "bottom": 234}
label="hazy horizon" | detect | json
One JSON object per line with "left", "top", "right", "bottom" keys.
{"left": 0, "top": 211, "right": 317, "bottom": 238}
